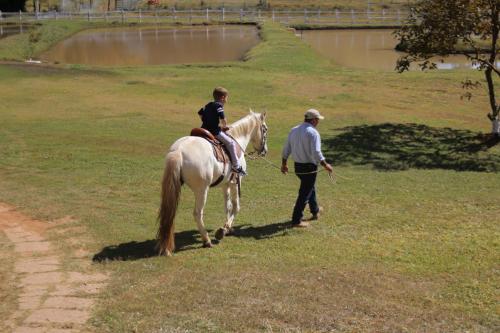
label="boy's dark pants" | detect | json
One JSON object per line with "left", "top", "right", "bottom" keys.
{"left": 292, "top": 162, "right": 320, "bottom": 224}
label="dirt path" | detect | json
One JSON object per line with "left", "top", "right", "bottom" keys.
{"left": 0, "top": 203, "right": 107, "bottom": 333}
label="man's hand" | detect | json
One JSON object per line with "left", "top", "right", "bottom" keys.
{"left": 281, "top": 164, "right": 288, "bottom": 174}
{"left": 321, "top": 160, "right": 333, "bottom": 174}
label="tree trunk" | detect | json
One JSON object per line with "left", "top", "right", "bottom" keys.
{"left": 493, "top": 118, "right": 500, "bottom": 136}
{"left": 486, "top": 1, "right": 499, "bottom": 135}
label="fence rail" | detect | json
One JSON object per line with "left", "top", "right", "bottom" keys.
{"left": 0, "top": 9, "right": 408, "bottom": 26}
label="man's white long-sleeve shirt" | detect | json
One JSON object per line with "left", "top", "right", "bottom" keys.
{"left": 282, "top": 122, "right": 325, "bottom": 165}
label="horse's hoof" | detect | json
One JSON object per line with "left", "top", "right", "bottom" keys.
{"left": 214, "top": 228, "right": 226, "bottom": 240}
{"left": 203, "top": 241, "right": 213, "bottom": 248}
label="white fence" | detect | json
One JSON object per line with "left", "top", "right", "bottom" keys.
{"left": 0, "top": 8, "right": 408, "bottom": 26}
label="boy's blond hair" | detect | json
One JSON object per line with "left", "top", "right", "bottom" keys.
{"left": 213, "top": 87, "right": 229, "bottom": 100}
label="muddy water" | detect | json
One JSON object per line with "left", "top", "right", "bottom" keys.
{"left": 300, "top": 29, "right": 476, "bottom": 71}
{"left": 41, "top": 25, "right": 259, "bottom": 66}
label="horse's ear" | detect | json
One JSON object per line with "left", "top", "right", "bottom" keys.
{"left": 249, "top": 108, "right": 254, "bottom": 115}
{"left": 261, "top": 111, "right": 267, "bottom": 120}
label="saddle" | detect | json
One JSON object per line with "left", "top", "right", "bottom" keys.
{"left": 190, "top": 128, "right": 243, "bottom": 188}
{"left": 190, "top": 128, "right": 242, "bottom": 163}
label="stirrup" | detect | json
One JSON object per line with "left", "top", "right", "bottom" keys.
{"left": 232, "top": 166, "right": 247, "bottom": 176}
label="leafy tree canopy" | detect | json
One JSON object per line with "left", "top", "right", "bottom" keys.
{"left": 395, "top": 0, "right": 499, "bottom": 133}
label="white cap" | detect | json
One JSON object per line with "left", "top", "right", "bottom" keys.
{"left": 304, "top": 109, "right": 324, "bottom": 120}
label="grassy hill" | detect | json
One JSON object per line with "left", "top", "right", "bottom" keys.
{"left": 0, "top": 20, "right": 498, "bottom": 332}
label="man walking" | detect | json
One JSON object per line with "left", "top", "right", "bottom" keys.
{"left": 281, "top": 109, "right": 333, "bottom": 228}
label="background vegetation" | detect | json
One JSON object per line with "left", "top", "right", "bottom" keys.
{"left": 0, "top": 20, "right": 499, "bottom": 332}
{"left": 21, "top": 0, "right": 417, "bottom": 12}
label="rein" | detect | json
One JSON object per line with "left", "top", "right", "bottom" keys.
{"left": 245, "top": 152, "right": 350, "bottom": 184}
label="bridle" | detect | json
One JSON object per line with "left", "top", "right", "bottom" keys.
{"left": 256, "top": 121, "right": 268, "bottom": 156}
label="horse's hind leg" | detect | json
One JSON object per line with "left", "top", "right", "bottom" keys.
{"left": 194, "top": 187, "right": 212, "bottom": 248}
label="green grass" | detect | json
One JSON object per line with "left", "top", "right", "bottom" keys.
{"left": 0, "top": 232, "right": 17, "bottom": 332}
{"left": 0, "top": 20, "right": 499, "bottom": 332}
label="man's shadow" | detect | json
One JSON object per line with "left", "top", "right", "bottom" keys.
{"left": 92, "top": 221, "right": 292, "bottom": 262}
{"left": 324, "top": 123, "right": 500, "bottom": 172}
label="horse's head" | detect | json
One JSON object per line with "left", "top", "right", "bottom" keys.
{"left": 250, "top": 110, "right": 268, "bottom": 156}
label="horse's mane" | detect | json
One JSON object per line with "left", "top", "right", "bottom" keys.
{"left": 228, "top": 112, "right": 259, "bottom": 138}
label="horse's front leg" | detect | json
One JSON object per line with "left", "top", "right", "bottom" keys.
{"left": 215, "top": 184, "right": 233, "bottom": 241}
{"left": 217, "top": 181, "right": 240, "bottom": 239}
{"left": 194, "top": 187, "right": 212, "bottom": 248}
{"left": 227, "top": 181, "right": 240, "bottom": 232}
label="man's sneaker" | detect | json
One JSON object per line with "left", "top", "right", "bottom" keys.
{"left": 232, "top": 166, "right": 247, "bottom": 176}
{"left": 291, "top": 221, "right": 310, "bottom": 228}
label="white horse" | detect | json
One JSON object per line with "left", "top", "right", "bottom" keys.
{"left": 157, "top": 111, "right": 268, "bottom": 255}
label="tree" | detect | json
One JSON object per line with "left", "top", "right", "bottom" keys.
{"left": 0, "top": 0, "right": 26, "bottom": 11}
{"left": 395, "top": 0, "right": 499, "bottom": 136}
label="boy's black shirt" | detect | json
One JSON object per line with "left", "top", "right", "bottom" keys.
{"left": 198, "top": 101, "right": 225, "bottom": 135}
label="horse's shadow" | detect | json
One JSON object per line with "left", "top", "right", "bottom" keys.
{"left": 92, "top": 229, "right": 206, "bottom": 262}
{"left": 92, "top": 221, "right": 292, "bottom": 262}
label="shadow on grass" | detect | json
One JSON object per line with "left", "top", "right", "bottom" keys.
{"left": 92, "top": 221, "right": 295, "bottom": 261}
{"left": 92, "top": 229, "right": 212, "bottom": 262}
{"left": 324, "top": 123, "right": 500, "bottom": 172}
{"left": 230, "top": 220, "right": 292, "bottom": 240}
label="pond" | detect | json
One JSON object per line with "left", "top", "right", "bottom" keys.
{"left": 300, "top": 29, "right": 478, "bottom": 71}
{"left": 41, "top": 25, "right": 260, "bottom": 66}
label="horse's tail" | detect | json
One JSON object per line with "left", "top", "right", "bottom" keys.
{"left": 157, "top": 150, "right": 182, "bottom": 256}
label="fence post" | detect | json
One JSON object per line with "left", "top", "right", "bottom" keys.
{"left": 317, "top": 9, "right": 321, "bottom": 23}
{"left": 0, "top": 10, "right": 2, "bottom": 21}
{"left": 190, "top": 8, "right": 193, "bottom": 23}
{"left": 121, "top": 9, "right": 124, "bottom": 23}
{"left": 173, "top": 8, "right": 176, "bottom": 22}
{"left": 335, "top": 9, "right": 339, "bottom": 24}
{"left": 272, "top": 9, "right": 275, "bottom": 22}
{"left": 105, "top": 11, "right": 108, "bottom": 22}
{"left": 139, "top": 9, "right": 142, "bottom": 23}
{"left": 206, "top": 8, "right": 209, "bottom": 22}
{"left": 240, "top": 8, "right": 243, "bottom": 22}
{"left": 382, "top": 9, "right": 385, "bottom": 23}
{"left": 155, "top": 9, "right": 158, "bottom": 24}
{"left": 397, "top": 9, "right": 401, "bottom": 25}
{"left": 87, "top": 10, "right": 90, "bottom": 22}
{"left": 221, "top": 7, "right": 224, "bottom": 22}
{"left": 304, "top": 9, "right": 307, "bottom": 24}
{"left": 258, "top": 9, "right": 261, "bottom": 20}
{"left": 351, "top": 9, "right": 354, "bottom": 25}
{"left": 55, "top": 10, "right": 58, "bottom": 20}
{"left": 19, "top": 10, "right": 22, "bottom": 23}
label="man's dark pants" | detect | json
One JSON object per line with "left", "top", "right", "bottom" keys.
{"left": 292, "top": 162, "right": 319, "bottom": 224}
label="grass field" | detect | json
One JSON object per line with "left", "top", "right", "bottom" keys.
{"left": 0, "top": 20, "right": 499, "bottom": 332}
